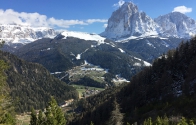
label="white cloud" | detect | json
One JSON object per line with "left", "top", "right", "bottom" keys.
{"left": 0, "top": 9, "right": 107, "bottom": 29}
{"left": 103, "top": 24, "right": 108, "bottom": 28}
{"left": 172, "top": 6, "right": 192, "bottom": 14}
{"left": 113, "top": 0, "right": 125, "bottom": 8}
{"left": 86, "top": 19, "right": 108, "bottom": 24}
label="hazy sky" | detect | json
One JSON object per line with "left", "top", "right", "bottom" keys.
{"left": 0, "top": 0, "right": 195, "bottom": 33}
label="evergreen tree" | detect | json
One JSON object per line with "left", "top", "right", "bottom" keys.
{"left": 154, "top": 116, "right": 162, "bottom": 125}
{"left": 107, "top": 98, "right": 124, "bottom": 125}
{"left": 0, "top": 113, "right": 16, "bottom": 125}
{"left": 189, "top": 120, "right": 194, "bottom": 125}
{"left": 45, "top": 99, "right": 57, "bottom": 125}
{"left": 162, "top": 115, "right": 169, "bottom": 125}
{"left": 143, "top": 117, "right": 152, "bottom": 125}
{"left": 177, "top": 117, "right": 188, "bottom": 125}
{"left": 90, "top": 121, "right": 94, "bottom": 125}
{"left": 30, "top": 108, "right": 37, "bottom": 125}
{"left": 37, "top": 110, "right": 44, "bottom": 125}
{"left": 44, "top": 97, "right": 66, "bottom": 125}
{"left": 30, "top": 97, "right": 66, "bottom": 125}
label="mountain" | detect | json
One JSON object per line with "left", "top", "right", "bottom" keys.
{"left": 0, "top": 50, "right": 78, "bottom": 112}
{"left": 14, "top": 31, "right": 151, "bottom": 82}
{"left": 101, "top": 2, "right": 196, "bottom": 40}
{"left": 155, "top": 12, "right": 196, "bottom": 38}
{"left": 0, "top": 24, "right": 58, "bottom": 48}
{"left": 99, "top": 2, "right": 189, "bottom": 63}
{"left": 69, "top": 37, "right": 196, "bottom": 125}
{"left": 116, "top": 37, "right": 185, "bottom": 62}
{"left": 101, "top": 2, "right": 161, "bottom": 40}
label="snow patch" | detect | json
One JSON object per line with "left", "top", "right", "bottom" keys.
{"left": 146, "top": 40, "right": 156, "bottom": 48}
{"left": 105, "top": 42, "right": 116, "bottom": 47}
{"left": 161, "top": 40, "right": 169, "bottom": 47}
{"left": 50, "top": 72, "right": 62, "bottom": 75}
{"left": 76, "top": 48, "right": 89, "bottom": 60}
{"left": 133, "top": 63, "right": 141, "bottom": 66}
{"left": 91, "top": 45, "right": 96, "bottom": 48}
{"left": 82, "top": 60, "right": 109, "bottom": 73}
{"left": 133, "top": 57, "right": 142, "bottom": 61}
{"left": 143, "top": 61, "right": 152, "bottom": 66}
{"left": 112, "top": 74, "right": 130, "bottom": 83}
{"left": 41, "top": 48, "right": 52, "bottom": 51}
{"left": 118, "top": 48, "right": 125, "bottom": 53}
{"left": 133, "top": 57, "right": 151, "bottom": 66}
{"left": 70, "top": 52, "right": 75, "bottom": 56}
{"left": 76, "top": 54, "right": 81, "bottom": 60}
{"left": 61, "top": 31, "right": 106, "bottom": 44}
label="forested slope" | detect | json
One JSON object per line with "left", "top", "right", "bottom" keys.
{"left": 0, "top": 51, "right": 78, "bottom": 113}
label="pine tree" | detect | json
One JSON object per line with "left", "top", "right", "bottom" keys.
{"left": 44, "top": 97, "right": 66, "bottom": 125}
{"left": 162, "top": 115, "right": 169, "bottom": 125}
{"left": 0, "top": 113, "right": 16, "bottom": 125}
{"left": 177, "top": 117, "right": 188, "bottom": 125}
{"left": 56, "top": 104, "right": 66, "bottom": 125}
{"left": 143, "top": 117, "right": 152, "bottom": 125}
{"left": 30, "top": 108, "right": 37, "bottom": 125}
{"left": 32, "top": 97, "right": 66, "bottom": 125}
{"left": 45, "top": 98, "right": 57, "bottom": 125}
{"left": 107, "top": 98, "right": 124, "bottom": 125}
{"left": 126, "top": 122, "right": 130, "bottom": 125}
{"left": 189, "top": 120, "right": 194, "bottom": 125}
{"left": 37, "top": 110, "right": 44, "bottom": 125}
{"left": 90, "top": 121, "right": 94, "bottom": 125}
{"left": 154, "top": 116, "right": 162, "bottom": 125}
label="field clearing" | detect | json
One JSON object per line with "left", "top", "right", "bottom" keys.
{"left": 72, "top": 84, "right": 105, "bottom": 98}
{"left": 16, "top": 114, "right": 30, "bottom": 125}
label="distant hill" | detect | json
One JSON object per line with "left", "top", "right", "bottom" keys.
{"left": 0, "top": 50, "right": 78, "bottom": 112}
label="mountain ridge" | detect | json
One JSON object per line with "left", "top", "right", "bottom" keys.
{"left": 101, "top": 2, "right": 196, "bottom": 40}
{"left": 0, "top": 24, "right": 58, "bottom": 46}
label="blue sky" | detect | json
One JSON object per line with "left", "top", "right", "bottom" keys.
{"left": 0, "top": 0, "right": 196, "bottom": 34}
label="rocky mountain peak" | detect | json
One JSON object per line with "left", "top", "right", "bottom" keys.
{"left": 101, "top": 2, "right": 196, "bottom": 40}
{"left": 101, "top": 2, "right": 160, "bottom": 40}
{"left": 120, "top": 2, "right": 138, "bottom": 14}
{"left": 155, "top": 12, "right": 196, "bottom": 38}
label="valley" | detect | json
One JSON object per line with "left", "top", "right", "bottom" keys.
{"left": 0, "top": 1, "right": 196, "bottom": 125}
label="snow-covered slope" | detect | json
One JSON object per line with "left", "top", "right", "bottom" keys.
{"left": 0, "top": 24, "right": 57, "bottom": 44}
{"left": 101, "top": 2, "right": 161, "bottom": 40}
{"left": 60, "top": 31, "right": 106, "bottom": 44}
{"left": 155, "top": 12, "right": 196, "bottom": 38}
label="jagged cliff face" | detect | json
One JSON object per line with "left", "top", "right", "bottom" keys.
{"left": 101, "top": 2, "right": 161, "bottom": 39}
{"left": 101, "top": 2, "right": 196, "bottom": 40}
{"left": 0, "top": 24, "right": 58, "bottom": 44}
{"left": 155, "top": 12, "right": 196, "bottom": 38}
